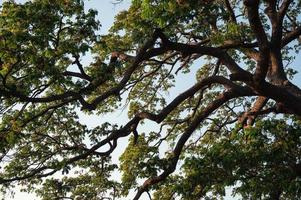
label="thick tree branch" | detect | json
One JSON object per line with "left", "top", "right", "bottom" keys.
{"left": 224, "top": 0, "right": 237, "bottom": 23}
{"left": 0, "top": 31, "right": 166, "bottom": 111}
{"left": 0, "top": 76, "right": 249, "bottom": 185}
{"left": 265, "top": 0, "right": 290, "bottom": 83}
{"left": 133, "top": 88, "right": 254, "bottom": 200}
{"left": 239, "top": 96, "right": 268, "bottom": 126}
{"left": 259, "top": 82, "right": 301, "bottom": 116}
{"left": 157, "top": 36, "right": 252, "bottom": 79}
{"left": 62, "top": 71, "right": 92, "bottom": 81}
{"left": 278, "top": 0, "right": 292, "bottom": 21}
{"left": 73, "top": 55, "right": 91, "bottom": 80}
{"left": 281, "top": 26, "right": 301, "bottom": 47}
{"left": 244, "top": 0, "right": 270, "bottom": 83}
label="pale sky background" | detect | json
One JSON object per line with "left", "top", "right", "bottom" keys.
{"left": 0, "top": 0, "right": 300, "bottom": 200}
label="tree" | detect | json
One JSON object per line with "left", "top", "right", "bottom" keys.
{"left": 0, "top": 0, "right": 301, "bottom": 199}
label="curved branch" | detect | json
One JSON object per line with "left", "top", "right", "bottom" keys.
{"left": 160, "top": 39, "right": 252, "bottom": 80}
{"left": 0, "top": 76, "right": 243, "bottom": 184}
{"left": 0, "top": 30, "right": 166, "bottom": 111}
{"left": 238, "top": 96, "right": 268, "bottom": 126}
{"left": 133, "top": 88, "right": 254, "bottom": 200}
{"left": 62, "top": 71, "right": 92, "bottom": 82}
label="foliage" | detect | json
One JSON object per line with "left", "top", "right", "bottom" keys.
{"left": 0, "top": 0, "right": 301, "bottom": 200}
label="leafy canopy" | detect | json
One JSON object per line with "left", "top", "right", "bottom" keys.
{"left": 0, "top": 0, "right": 301, "bottom": 199}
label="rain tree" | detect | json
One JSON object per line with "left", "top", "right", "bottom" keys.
{"left": 0, "top": 0, "right": 301, "bottom": 199}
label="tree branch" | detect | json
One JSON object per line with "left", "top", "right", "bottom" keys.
{"left": 244, "top": 0, "right": 270, "bottom": 84}
{"left": 133, "top": 88, "right": 254, "bottom": 200}
{"left": 224, "top": 0, "right": 237, "bottom": 23}
{"left": 281, "top": 26, "right": 301, "bottom": 47}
